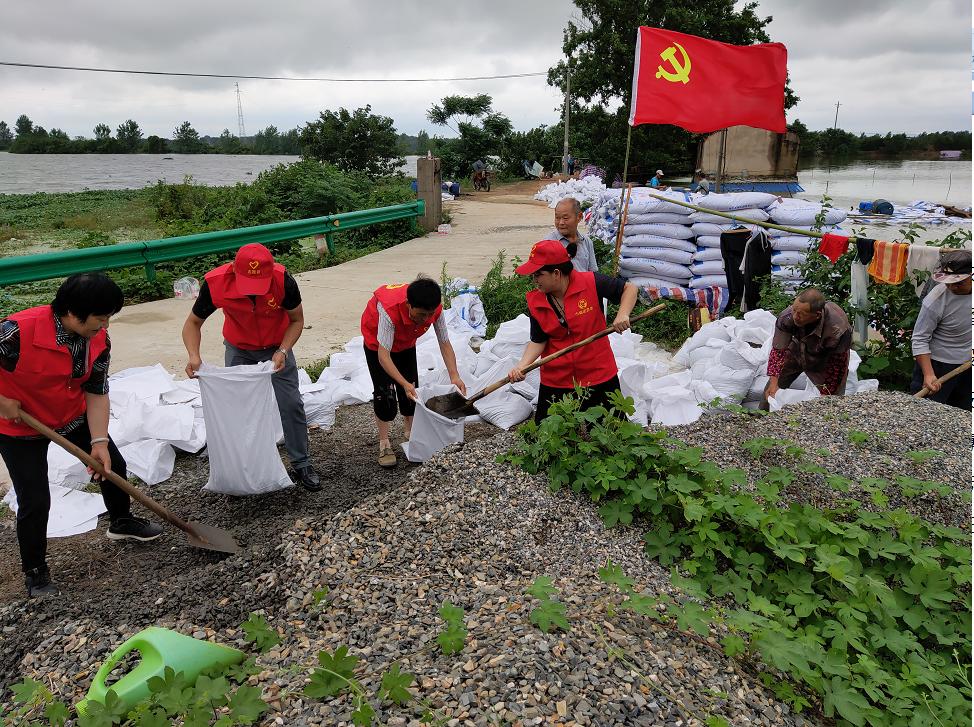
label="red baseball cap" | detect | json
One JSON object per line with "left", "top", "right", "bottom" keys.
{"left": 232, "top": 243, "right": 275, "bottom": 295}
{"left": 515, "top": 240, "right": 571, "bottom": 275}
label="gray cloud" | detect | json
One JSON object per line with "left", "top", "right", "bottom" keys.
{"left": 0, "top": 0, "right": 968, "bottom": 137}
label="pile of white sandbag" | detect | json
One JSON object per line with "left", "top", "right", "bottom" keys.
{"left": 766, "top": 199, "right": 848, "bottom": 291}
{"left": 616, "top": 190, "right": 696, "bottom": 288}
{"left": 688, "top": 192, "right": 777, "bottom": 289}
{"left": 534, "top": 175, "right": 607, "bottom": 209}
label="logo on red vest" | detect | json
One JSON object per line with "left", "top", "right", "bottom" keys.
{"left": 266, "top": 296, "right": 279, "bottom": 309}
{"left": 386, "top": 283, "right": 407, "bottom": 289}
{"left": 577, "top": 297, "right": 593, "bottom": 316}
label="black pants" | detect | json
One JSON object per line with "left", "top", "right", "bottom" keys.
{"left": 364, "top": 346, "right": 419, "bottom": 421}
{"left": 910, "top": 359, "right": 971, "bottom": 410}
{"left": 0, "top": 418, "right": 130, "bottom": 573}
{"left": 720, "top": 228, "right": 772, "bottom": 311}
{"left": 535, "top": 375, "right": 623, "bottom": 424}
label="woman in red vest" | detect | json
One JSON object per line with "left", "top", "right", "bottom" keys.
{"left": 507, "top": 240, "right": 637, "bottom": 422}
{"left": 361, "top": 277, "right": 466, "bottom": 468}
{"left": 0, "top": 274, "right": 162, "bottom": 597}
{"left": 182, "top": 243, "right": 321, "bottom": 491}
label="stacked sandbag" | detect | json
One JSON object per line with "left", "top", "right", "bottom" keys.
{"left": 534, "top": 175, "right": 608, "bottom": 209}
{"left": 765, "top": 216, "right": 848, "bottom": 292}
{"left": 686, "top": 192, "right": 777, "bottom": 290}
{"left": 616, "top": 190, "right": 695, "bottom": 288}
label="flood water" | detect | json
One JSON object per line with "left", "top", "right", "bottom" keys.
{"left": 0, "top": 152, "right": 421, "bottom": 194}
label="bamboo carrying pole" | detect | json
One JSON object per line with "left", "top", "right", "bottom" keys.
{"left": 611, "top": 184, "right": 634, "bottom": 277}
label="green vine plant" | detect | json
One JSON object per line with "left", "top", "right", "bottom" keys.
{"left": 503, "top": 391, "right": 972, "bottom": 727}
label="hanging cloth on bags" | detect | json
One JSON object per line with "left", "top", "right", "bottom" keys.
{"left": 855, "top": 238, "right": 876, "bottom": 266}
{"left": 818, "top": 233, "right": 850, "bottom": 264}
{"left": 196, "top": 361, "right": 293, "bottom": 495}
{"left": 849, "top": 261, "right": 870, "bottom": 345}
{"left": 867, "top": 240, "right": 909, "bottom": 284}
{"left": 720, "top": 227, "right": 771, "bottom": 312}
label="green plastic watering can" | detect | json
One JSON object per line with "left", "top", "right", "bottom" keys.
{"left": 75, "top": 627, "right": 246, "bottom": 717}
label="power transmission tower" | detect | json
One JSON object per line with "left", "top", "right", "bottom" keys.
{"left": 235, "top": 82, "right": 246, "bottom": 139}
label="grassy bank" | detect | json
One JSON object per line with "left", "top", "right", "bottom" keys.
{"left": 0, "top": 161, "right": 420, "bottom": 317}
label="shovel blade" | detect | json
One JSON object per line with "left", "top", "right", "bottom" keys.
{"left": 185, "top": 521, "right": 241, "bottom": 554}
{"left": 424, "top": 392, "right": 479, "bottom": 420}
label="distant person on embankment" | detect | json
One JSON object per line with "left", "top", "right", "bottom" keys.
{"left": 0, "top": 274, "right": 162, "bottom": 597}
{"left": 507, "top": 240, "right": 638, "bottom": 423}
{"left": 648, "top": 170, "right": 666, "bottom": 189}
{"left": 910, "top": 250, "right": 972, "bottom": 410}
{"left": 761, "top": 288, "right": 853, "bottom": 409}
{"left": 360, "top": 278, "right": 466, "bottom": 468}
{"left": 549, "top": 198, "right": 599, "bottom": 273}
{"left": 182, "top": 243, "right": 322, "bottom": 491}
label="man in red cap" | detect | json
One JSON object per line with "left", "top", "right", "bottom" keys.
{"left": 182, "top": 244, "right": 321, "bottom": 491}
{"left": 507, "top": 240, "right": 638, "bottom": 422}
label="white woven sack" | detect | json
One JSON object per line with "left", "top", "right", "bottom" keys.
{"left": 695, "top": 235, "right": 724, "bottom": 248}
{"left": 768, "top": 200, "right": 847, "bottom": 226}
{"left": 690, "top": 208, "right": 770, "bottom": 224}
{"left": 772, "top": 250, "right": 808, "bottom": 267}
{"left": 694, "top": 191, "right": 778, "bottom": 212}
{"left": 619, "top": 258, "right": 692, "bottom": 280}
{"left": 689, "top": 274, "right": 729, "bottom": 289}
{"left": 623, "top": 223, "right": 694, "bottom": 239}
{"left": 693, "top": 247, "right": 724, "bottom": 262}
{"left": 691, "top": 222, "right": 738, "bottom": 237}
{"left": 624, "top": 276, "right": 693, "bottom": 289}
{"left": 620, "top": 245, "right": 693, "bottom": 265}
{"left": 622, "top": 235, "right": 697, "bottom": 253}
{"left": 771, "top": 265, "right": 803, "bottom": 280}
{"left": 770, "top": 224, "right": 843, "bottom": 238}
{"left": 772, "top": 236, "right": 817, "bottom": 252}
{"left": 625, "top": 213, "right": 691, "bottom": 225}
{"left": 690, "top": 259, "right": 726, "bottom": 276}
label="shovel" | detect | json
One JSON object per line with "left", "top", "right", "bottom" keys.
{"left": 20, "top": 410, "right": 241, "bottom": 554}
{"left": 426, "top": 303, "right": 667, "bottom": 419}
{"left": 913, "top": 360, "right": 972, "bottom": 398}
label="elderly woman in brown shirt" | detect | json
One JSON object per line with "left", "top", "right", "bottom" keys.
{"left": 761, "top": 288, "right": 853, "bottom": 408}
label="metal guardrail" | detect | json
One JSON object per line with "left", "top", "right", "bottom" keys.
{"left": 0, "top": 200, "right": 426, "bottom": 285}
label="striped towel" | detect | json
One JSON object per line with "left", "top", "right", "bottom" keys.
{"left": 640, "top": 285, "right": 729, "bottom": 318}
{"left": 867, "top": 240, "right": 909, "bottom": 284}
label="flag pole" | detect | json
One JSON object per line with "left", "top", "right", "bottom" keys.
{"left": 611, "top": 183, "right": 633, "bottom": 277}
{"left": 621, "top": 124, "right": 633, "bottom": 184}
{"left": 715, "top": 128, "right": 727, "bottom": 193}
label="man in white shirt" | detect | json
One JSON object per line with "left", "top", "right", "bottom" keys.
{"left": 548, "top": 198, "right": 599, "bottom": 273}
{"left": 910, "top": 250, "right": 972, "bottom": 410}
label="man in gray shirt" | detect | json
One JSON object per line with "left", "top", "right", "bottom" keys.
{"left": 548, "top": 198, "right": 599, "bottom": 273}
{"left": 910, "top": 250, "right": 971, "bottom": 410}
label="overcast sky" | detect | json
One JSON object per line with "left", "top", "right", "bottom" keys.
{"left": 1, "top": 0, "right": 970, "bottom": 140}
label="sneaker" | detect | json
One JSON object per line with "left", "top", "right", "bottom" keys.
{"left": 25, "top": 567, "right": 60, "bottom": 597}
{"left": 294, "top": 465, "right": 322, "bottom": 492}
{"left": 378, "top": 446, "right": 397, "bottom": 468}
{"left": 107, "top": 515, "right": 163, "bottom": 542}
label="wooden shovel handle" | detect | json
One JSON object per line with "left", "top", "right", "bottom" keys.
{"left": 913, "top": 360, "right": 972, "bottom": 398}
{"left": 18, "top": 410, "right": 195, "bottom": 533}
{"left": 471, "top": 303, "right": 668, "bottom": 402}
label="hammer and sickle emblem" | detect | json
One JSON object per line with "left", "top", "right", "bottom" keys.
{"left": 655, "top": 42, "right": 691, "bottom": 84}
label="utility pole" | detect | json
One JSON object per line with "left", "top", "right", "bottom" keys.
{"left": 235, "top": 83, "right": 246, "bottom": 139}
{"left": 825, "top": 100, "right": 840, "bottom": 193}
{"left": 562, "top": 63, "right": 571, "bottom": 176}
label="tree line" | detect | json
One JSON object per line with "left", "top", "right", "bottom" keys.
{"left": 786, "top": 121, "right": 970, "bottom": 158}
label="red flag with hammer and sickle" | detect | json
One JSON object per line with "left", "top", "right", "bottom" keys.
{"left": 628, "top": 27, "right": 787, "bottom": 133}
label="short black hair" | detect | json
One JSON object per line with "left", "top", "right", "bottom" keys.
{"left": 406, "top": 276, "right": 442, "bottom": 310}
{"left": 51, "top": 273, "right": 125, "bottom": 319}
{"left": 538, "top": 261, "right": 575, "bottom": 276}
{"left": 796, "top": 287, "right": 826, "bottom": 312}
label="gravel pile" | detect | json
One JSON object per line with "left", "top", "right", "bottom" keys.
{"left": 1, "top": 390, "right": 967, "bottom": 726}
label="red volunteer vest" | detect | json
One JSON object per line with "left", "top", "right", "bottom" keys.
{"left": 361, "top": 284, "right": 442, "bottom": 352}
{"left": 0, "top": 306, "right": 108, "bottom": 436}
{"left": 205, "top": 263, "right": 289, "bottom": 350}
{"left": 527, "top": 271, "right": 617, "bottom": 388}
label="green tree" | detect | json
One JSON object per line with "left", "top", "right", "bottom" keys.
{"left": 0, "top": 121, "right": 12, "bottom": 149}
{"left": 116, "top": 119, "right": 143, "bottom": 152}
{"left": 300, "top": 105, "right": 404, "bottom": 177}
{"left": 217, "top": 128, "right": 242, "bottom": 154}
{"left": 280, "top": 128, "right": 301, "bottom": 154}
{"left": 415, "top": 129, "right": 430, "bottom": 154}
{"left": 93, "top": 123, "right": 112, "bottom": 141}
{"left": 172, "top": 121, "right": 204, "bottom": 153}
{"left": 546, "top": 1, "right": 798, "bottom": 181}
{"left": 144, "top": 135, "right": 167, "bottom": 153}
{"left": 253, "top": 125, "right": 281, "bottom": 154}
{"left": 14, "top": 114, "right": 33, "bottom": 137}
{"left": 427, "top": 94, "right": 512, "bottom": 177}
